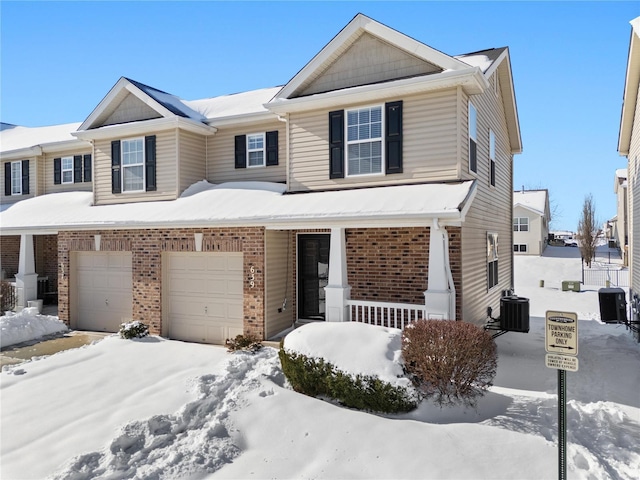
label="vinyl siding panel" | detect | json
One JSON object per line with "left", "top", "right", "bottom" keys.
{"left": 460, "top": 70, "right": 514, "bottom": 325}
{"left": 629, "top": 81, "right": 640, "bottom": 294}
{"left": 43, "top": 150, "right": 93, "bottom": 194}
{"left": 513, "top": 206, "right": 544, "bottom": 256}
{"left": 265, "top": 230, "right": 293, "bottom": 339}
{"left": 289, "top": 89, "right": 460, "bottom": 192}
{"left": 94, "top": 130, "right": 178, "bottom": 205}
{"left": 178, "top": 130, "right": 206, "bottom": 194}
{"left": 206, "top": 121, "right": 286, "bottom": 184}
{"left": 102, "top": 93, "right": 162, "bottom": 126}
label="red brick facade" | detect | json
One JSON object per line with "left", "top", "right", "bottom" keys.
{"left": 1, "top": 235, "right": 20, "bottom": 279}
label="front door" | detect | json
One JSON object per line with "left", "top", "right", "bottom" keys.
{"left": 298, "top": 234, "right": 330, "bottom": 320}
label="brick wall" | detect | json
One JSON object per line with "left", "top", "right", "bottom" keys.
{"left": 58, "top": 227, "right": 265, "bottom": 338}
{"left": 41, "top": 235, "right": 58, "bottom": 291}
{"left": 1, "top": 235, "right": 20, "bottom": 279}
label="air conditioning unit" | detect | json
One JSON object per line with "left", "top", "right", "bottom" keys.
{"left": 598, "top": 287, "right": 627, "bottom": 323}
{"left": 500, "top": 296, "right": 530, "bottom": 333}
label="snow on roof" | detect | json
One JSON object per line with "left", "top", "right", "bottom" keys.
{"left": 0, "top": 122, "right": 84, "bottom": 153}
{"left": 513, "top": 189, "right": 548, "bottom": 216}
{"left": 184, "top": 87, "right": 282, "bottom": 121}
{"left": 126, "top": 78, "right": 207, "bottom": 123}
{"left": 615, "top": 168, "right": 628, "bottom": 179}
{"left": 0, "top": 181, "right": 474, "bottom": 232}
{"left": 455, "top": 48, "right": 506, "bottom": 73}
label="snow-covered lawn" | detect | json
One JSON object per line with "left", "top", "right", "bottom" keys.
{"left": 0, "top": 307, "right": 68, "bottom": 348}
{"left": 1, "top": 247, "right": 639, "bottom": 479}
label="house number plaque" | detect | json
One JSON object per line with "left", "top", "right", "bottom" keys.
{"left": 249, "top": 266, "right": 255, "bottom": 288}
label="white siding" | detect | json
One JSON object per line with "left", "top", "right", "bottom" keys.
{"left": 513, "top": 206, "right": 544, "bottom": 256}
{"left": 265, "top": 230, "right": 294, "bottom": 339}
{"left": 102, "top": 93, "right": 162, "bottom": 126}
{"left": 288, "top": 89, "right": 460, "bottom": 192}
{"left": 629, "top": 81, "right": 640, "bottom": 294}
{"left": 206, "top": 121, "right": 286, "bottom": 184}
{"left": 0, "top": 157, "right": 37, "bottom": 203}
{"left": 178, "top": 130, "right": 207, "bottom": 194}
{"left": 94, "top": 130, "right": 178, "bottom": 205}
{"left": 42, "top": 150, "right": 93, "bottom": 194}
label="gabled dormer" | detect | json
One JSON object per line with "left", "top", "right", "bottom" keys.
{"left": 266, "top": 13, "right": 521, "bottom": 192}
{"left": 74, "top": 77, "right": 216, "bottom": 205}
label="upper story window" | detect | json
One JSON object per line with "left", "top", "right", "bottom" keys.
{"left": 487, "top": 232, "right": 499, "bottom": 289}
{"left": 329, "top": 101, "right": 402, "bottom": 179}
{"left": 469, "top": 102, "right": 477, "bottom": 174}
{"left": 111, "top": 136, "right": 156, "bottom": 194}
{"left": 489, "top": 130, "right": 496, "bottom": 187}
{"left": 346, "top": 105, "right": 383, "bottom": 176}
{"left": 514, "top": 217, "right": 529, "bottom": 232}
{"left": 122, "top": 138, "right": 144, "bottom": 192}
{"left": 61, "top": 157, "right": 74, "bottom": 184}
{"left": 4, "top": 160, "right": 29, "bottom": 196}
{"left": 247, "top": 133, "right": 265, "bottom": 167}
{"left": 235, "top": 131, "right": 278, "bottom": 169}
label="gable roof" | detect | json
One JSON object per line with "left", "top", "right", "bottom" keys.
{"left": 513, "top": 189, "right": 549, "bottom": 219}
{"left": 0, "top": 122, "right": 89, "bottom": 160}
{"left": 618, "top": 17, "right": 640, "bottom": 156}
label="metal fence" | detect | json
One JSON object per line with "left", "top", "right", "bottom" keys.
{"left": 582, "top": 268, "right": 630, "bottom": 287}
{"left": 1, "top": 281, "right": 16, "bottom": 312}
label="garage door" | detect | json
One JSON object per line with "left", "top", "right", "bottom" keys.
{"left": 73, "top": 251, "right": 133, "bottom": 332}
{"left": 165, "top": 252, "right": 243, "bottom": 344}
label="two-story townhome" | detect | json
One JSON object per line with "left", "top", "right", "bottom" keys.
{"left": 512, "top": 189, "right": 550, "bottom": 255}
{"left": 618, "top": 16, "right": 640, "bottom": 321}
{"left": 0, "top": 14, "right": 522, "bottom": 344}
{"left": 0, "top": 122, "right": 93, "bottom": 307}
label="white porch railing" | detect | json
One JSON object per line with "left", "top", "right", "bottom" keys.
{"left": 347, "top": 299, "right": 426, "bottom": 330}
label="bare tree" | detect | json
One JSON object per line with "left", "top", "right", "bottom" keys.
{"left": 577, "top": 194, "right": 598, "bottom": 267}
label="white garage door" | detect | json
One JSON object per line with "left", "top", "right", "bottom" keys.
{"left": 73, "top": 251, "right": 133, "bottom": 332}
{"left": 165, "top": 252, "right": 243, "bottom": 344}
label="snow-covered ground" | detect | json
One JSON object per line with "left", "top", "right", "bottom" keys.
{"left": 0, "top": 246, "right": 638, "bottom": 479}
{"left": 0, "top": 307, "right": 68, "bottom": 348}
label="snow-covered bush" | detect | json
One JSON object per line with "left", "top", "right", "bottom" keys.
{"left": 279, "top": 348, "right": 417, "bottom": 413}
{"left": 119, "top": 321, "right": 149, "bottom": 339}
{"left": 225, "top": 334, "right": 263, "bottom": 353}
{"left": 402, "top": 319, "right": 497, "bottom": 407}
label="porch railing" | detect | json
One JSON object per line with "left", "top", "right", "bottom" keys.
{"left": 1, "top": 281, "right": 17, "bottom": 312}
{"left": 347, "top": 299, "right": 425, "bottom": 329}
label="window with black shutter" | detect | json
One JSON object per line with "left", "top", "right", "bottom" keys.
{"left": 329, "top": 110, "right": 344, "bottom": 178}
{"left": 83, "top": 154, "right": 92, "bottom": 182}
{"left": 235, "top": 131, "right": 279, "bottom": 168}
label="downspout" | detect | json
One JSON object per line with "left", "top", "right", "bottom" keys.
{"left": 277, "top": 114, "right": 289, "bottom": 191}
{"left": 441, "top": 222, "right": 457, "bottom": 320}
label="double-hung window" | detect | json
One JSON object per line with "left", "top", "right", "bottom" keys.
{"left": 513, "top": 217, "right": 529, "bottom": 232}
{"left": 247, "top": 133, "right": 265, "bottom": 167}
{"left": 469, "top": 102, "right": 477, "bottom": 174}
{"left": 513, "top": 244, "right": 527, "bottom": 253}
{"left": 61, "top": 156, "right": 74, "bottom": 184}
{"left": 11, "top": 161, "right": 22, "bottom": 195}
{"left": 346, "top": 105, "right": 383, "bottom": 176}
{"left": 487, "top": 232, "right": 499, "bottom": 289}
{"left": 122, "top": 138, "right": 144, "bottom": 192}
{"left": 489, "top": 130, "right": 496, "bottom": 187}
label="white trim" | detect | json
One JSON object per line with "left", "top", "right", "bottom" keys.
{"left": 513, "top": 216, "right": 529, "bottom": 232}
{"left": 246, "top": 132, "right": 266, "bottom": 168}
{"left": 121, "top": 137, "right": 145, "bottom": 193}
{"left": 73, "top": 116, "right": 216, "bottom": 141}
{"left": 10, "top": 160, "right": 22, "bottom": 195}
{"left": 61, "top": 156, "right": 74, "bottom": 184}
{"left": 468, "top": 101, "right": 478, "bottom": 174}
{"left": 345, "top": 104, "right": 385, "bottom": 177}
{"left": 489, "top": 129, "right": 496, "bottom": 187}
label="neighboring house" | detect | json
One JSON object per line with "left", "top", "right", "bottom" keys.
{"left": 612, "top": 168, "right": 629, "bottom": 263}
{"left": 618, "top": 16, "right": 640, "bottom": 313}
{"left": 0, "top": 14, "right": 522, "bottom": 343}
{"left": 512, "top": 189, "right": 550, "bottom": 255}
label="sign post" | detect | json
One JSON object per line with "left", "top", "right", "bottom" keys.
{"left": 545, "top": 311, "right": 579, "bottom": 480}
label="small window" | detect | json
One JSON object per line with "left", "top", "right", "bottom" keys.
{"left": 513, "top": 244, "right": 527, "bottom": 253}
{"left": 61, "top": 156, "right": 74, "bottom": 184}
{"left": 11, "top": 161, "right": 22, "bottom": 195}
{"left": 469, "top": 103, "right": 477, "bottom": 174}
{"left": 487, "top": 232, "right": 499, "bottom": 289}
{"left": 513, "top": 217, "right": 529, "bottom": 232}
{"left": 122, "top": 138, "right": 144, "bottom": 192}
{"left": 489, "top": 130, "right": 496, "bottom": 187}
{"left": 247, "top": 133, "right": 265, "bottom": 167}
{"left": 346, "top": 105, "right": 383, "bottom": 176}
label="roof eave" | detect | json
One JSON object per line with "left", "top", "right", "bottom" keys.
{"left": 73, "top": 117, "right": 217, "bottom": 141}
{"left": 618, "top": 21, "right": 640, "bottom": 156}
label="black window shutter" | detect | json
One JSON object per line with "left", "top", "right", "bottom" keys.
{"left": 266, "top": 131, "right": 279, "bottom": 166}
{"left": 329, "top": 110, "right": 344, "bottom": 179}
{"left": 470, "top": 139, "right": 477, "bottom": 173}
{"left": 21, "top": 160, "right": 29, "bottom": 194}
{"left": 111, "top": 140, "right": 121, "bottom": 194}
{"left": 83, "top": 154, "right": 92, "bottom": 182}
{"left": 4, "top": 162, "right": 11, "bottom": 196}
{"left": 73, "top": 155, "right": 82, "bottom": 183}
{"left": 54, "top": 158, "right": 62, "bottom": 185}
{"left": 385, "top": 101, "right": 403, "bottom": 174}
{"left": 145, "top": 135, "right": 157, "bottom": 192}
{"left": 235, "top": 135, "right": 246, "bottom": 169}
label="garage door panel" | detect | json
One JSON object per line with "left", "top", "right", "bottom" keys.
{"left": 165, "top": 252, "right": 244, "bottom": 345}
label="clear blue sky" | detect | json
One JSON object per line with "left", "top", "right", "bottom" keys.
{"left": 1, "top": 1, "right": 637, "bottom": 232}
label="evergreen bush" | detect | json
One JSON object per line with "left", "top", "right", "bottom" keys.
{"left": 119, "top": 321, "right": 149, "bottom": 339}
{"left": 402, "top": 319, "right": 497, "bottom": 407}
{"left": 226, "top": 334, "right": 263, "bottom": 353}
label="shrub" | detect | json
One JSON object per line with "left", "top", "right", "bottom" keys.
{"left": 119, "top": 321, "right": 149, "bottom": 339}
{"left": 226, "top": 334, "right": 263, "bottom": 353}
{"left": 402, "top": 319, "right": 497, "bottom": 408}
{"left": 279, "top": 347, "right": 417, "bottom": 414}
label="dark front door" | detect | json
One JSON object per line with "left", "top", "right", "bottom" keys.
{"left": 298, "top": 234, "right": 330, "bottom": 320}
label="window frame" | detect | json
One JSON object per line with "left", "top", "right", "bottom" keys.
{"left": 10, "top": 161, "right": 22, "bottom": 195}
{"left": 513, "top": 244, "right": 527, "bottom": 253}
{"left": 487, "top": 232, "right": 499, "bottom": 290}
{"left": 513, "top": 217, "right": 529, "bottom": 232}
{"left": 61, "top": 156, "right": 74, "bottom": 184}
{"left": 489, "top": 130, "right": 496, "bottom": 187}
{"left": 121, "top": 137, "right": 145, "bottom": 193}
{"left": 345, "top": 104, "right": 385, "bottom": 177}
{"left": 468, "top": 102, "right": 478, "bottom": 174}
{"left": 247, "top": 132, "right": 266, "bottom": 168}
